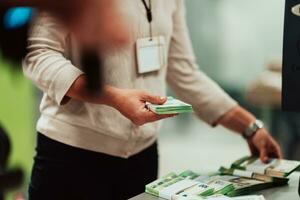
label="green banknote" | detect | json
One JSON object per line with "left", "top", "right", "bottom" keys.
{"left": 177, "top": 182, "right": 215, "bottom": 197}
{"left": 231, "top": 156, "right": 300, "bottom": 178}
{"left": 179, "top": 170, "right": 214, "bottom": 196}
{"left": 179, "top": 170, "right": 201, "bottom": 180}
{"left": 173, "top": 194, "right": 233, "bottom": 200}
{"left": 219, "top": 167, "right": 289, "bottom": 184}
{"left": 145, "top": 172, "right": 184, "bottom": 197}
{"left": 145, "top": 157, "right": 295, "bottom": 199}
{"left": 214, "top": 175, "right": 278, "bottom": 197}
{"left": 179, "top": 171, "right": 235, "bottom": 195}
{"left": 232, "top": 195, "right": 265, "bottom": 200}
{"left": 146, "top": 171, "right": 215, "bottom": 199}
{"left": 146, "top": 96, "right": 193, "bottom": 114}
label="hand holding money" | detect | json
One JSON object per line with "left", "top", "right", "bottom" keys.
{"left": 66, "top": 81, "right": 175, "bottom": 125}
{"left": 112, "top": 90, "right": 176, "bottom": 126}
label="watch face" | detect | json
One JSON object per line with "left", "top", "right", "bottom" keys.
{"left": 255, "top": 120, "right": 264, "bottom": 129}
{"left": 243, "top": 120, "right": 264, "bottom": 139}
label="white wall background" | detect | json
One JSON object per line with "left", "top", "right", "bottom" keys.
{"left": 185, "top": 0, "right": 285, "bottom": 89}
{"left": 159, "top": 0, "right": 286, "bottom": 175}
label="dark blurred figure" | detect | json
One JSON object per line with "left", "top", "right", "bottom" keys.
{"left": 1, "top": 0, "right": 129, "bottom": 91}
{"left": 1, "top": 0, "right": 129, "bottom": 51}
{"left": 0, "top": 126, "right": 23, "bottom": 200}
{"left": 0, "top": 6, "right": 31, "bottom": 66}
{"left": 0, "top": 0, "right": 129, "bottom": 197}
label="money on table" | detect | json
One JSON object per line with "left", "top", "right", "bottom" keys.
{"left": 232, "top": 195, "right": 265, "bottom": 200}
{"left": 145, "top": 156, "right": 300, "bottom": 200}
{"left": 230, "top": 156, "right": 300, "bottom": 178}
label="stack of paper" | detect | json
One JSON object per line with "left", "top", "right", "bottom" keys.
{"left": 146, "top": 96, "right": 193, "bottom": 114}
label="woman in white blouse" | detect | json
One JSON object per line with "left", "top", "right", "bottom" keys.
{"left": 23, "top": 0, "right": 281, "bottom": 199}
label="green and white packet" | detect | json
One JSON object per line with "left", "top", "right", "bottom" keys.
{"left": 146, "top": 96, "right": 193, "bottom": 114}
{"left": 194, "top": 175, "right": 234, "bottom": 195}
{"left": 145, "top": 172, "right": 183, "bottom": 197}
{"left": 177, "top": 182, "right": 215, "bottom": 197}
{"left": 146, "top": 173, "right": 201, "bottom": 199}
{"left": 232, "top": 195, "right": 265, "bottom": 200}
{"left": 173, "top": 194, "right": 232, "bottom": 200}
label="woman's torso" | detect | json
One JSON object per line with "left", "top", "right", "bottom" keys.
{"left": 38, "top": 0, "right": 178, "bottom": 145}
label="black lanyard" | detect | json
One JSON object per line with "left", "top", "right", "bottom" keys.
{"left": 141, "top": 0, "right": 153, "bottom": 39}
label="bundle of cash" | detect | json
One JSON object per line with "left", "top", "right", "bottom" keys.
{"left": 230, "top": 156, "right": 300, "bottom": 178}
{"left": 208, "top": 174, "right": 282, "bottom": 197}
{"left": 145, "top": 172, "right": 185, "bottom": 197}
{"left": 179, "top": 171, "right": 235, "bottom": 195}
{"left": 174, "top": 192, "right": 265, "bottom": 200}
{"left": 173, "top": 194, "right": 232, "bottom": 200}
{"left": 173, "top": 195, "right": 266, "bottom": 200}
{"left": 145, "top": 172, "right": 231, "bottom": 200}
{"left": 232, "top": 195, "right": 265, "bottom": 200}
{"left": 216, "top": 156, "right": 298, "bottom": 196}
{"left": 219, "top": 167, "right": 289, "bottom": 184}
{"left": 145, "top": 157, "right": 299, "bottom": 199}
{"left": 145, "top": 171, "right": 236, "bottom": 200}
{"left": 146, "top": 96, "right": 193, "bottom": 114}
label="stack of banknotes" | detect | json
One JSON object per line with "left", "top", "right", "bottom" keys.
{"left": 146, "top": 96, "right": 193, "bottom": 114}
{"left": 145, "top": 156, "right": 300, "bottom": 200}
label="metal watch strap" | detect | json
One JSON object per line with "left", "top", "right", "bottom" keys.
{"left": 242, "top": 119, "right": 264, "bottom": 139}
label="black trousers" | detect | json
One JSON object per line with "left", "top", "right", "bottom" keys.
{"left": 29, "top": 133, "right": 158, "bottom": 200}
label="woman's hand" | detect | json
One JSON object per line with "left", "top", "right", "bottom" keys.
{"left": 111, "top": 89, "right": 176, "bottom": 126}
{"left": 66, "top": 75, "right": 175, "bottom": 126}
{"left": 217, "top": 105, "right": 282, "bottom": 162}
{"left": 247, "top": 129, "right": 282, "bottom": 162}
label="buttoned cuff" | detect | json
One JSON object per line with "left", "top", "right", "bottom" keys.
{"left": 48, "top": 64, "right": 84, "bottom": 105}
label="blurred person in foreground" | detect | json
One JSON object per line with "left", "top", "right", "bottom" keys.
{"left": 1, "top": 0, "right": 129, "bottom": 91}
{"left": 1, "top": 0, "right": 128, "bottom": 198}
{"left": 23, "top": 0, "right": 282, "bottom": 199}
{"left": 1, "top": 0, "right": 129, "bottom": 51}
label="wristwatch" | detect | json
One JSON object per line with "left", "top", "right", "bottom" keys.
{"left": 242, "top": 119, "right": 264, "bottom": 139}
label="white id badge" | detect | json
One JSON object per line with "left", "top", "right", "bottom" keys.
{"left": 136, "top": 36, "right": 166, "bottom": 74}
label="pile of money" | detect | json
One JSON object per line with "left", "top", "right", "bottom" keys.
{"left": 174, "top": 195, "right": 266, "bottom": 200}
{"left": 179, "top": 171, "right": 235, "bottom": 195}
{"left": 145, "top": 156, "right": 300, "bottom": 199}
{"left": 179, "top": 171, "right": 271, "bottom": 197}
{"left": 232, "top": 195, "right": 265, "bottom": 200}
{"left": 146, "top": 96, "right": 193, "bottom": 114}
{"left": 173, "top": 194, "right": 232, "bottom": 200}
{"left": 197, "top": 173, "right": 285, "bottom": 197}
{"left": 145, "top": 170, "right": 269, "bottom": 200}
{"left": 230, "top": 156, "right": 300, "bottom": 178}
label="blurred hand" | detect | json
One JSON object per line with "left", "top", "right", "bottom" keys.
{"left": 247, "top": 128, "right": 282, "bottom": 162}
{"left": 113, "top": 89, "right": 176, "bottom": 126}
{"left": 3, "top": 0, "right": 130, "bottom": 50}
{"left": 68, "top": 0, "right": 130, "bottom": 51}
